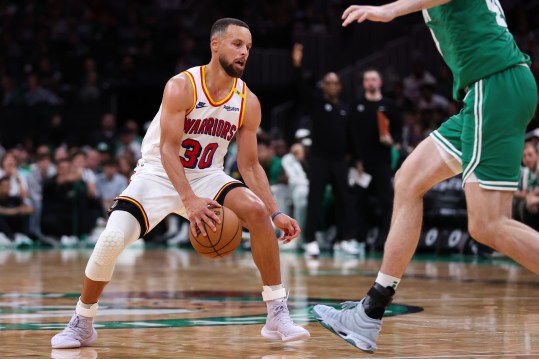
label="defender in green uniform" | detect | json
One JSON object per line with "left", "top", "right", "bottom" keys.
{"left": 312, "top": 0, "right": 539, "bottom": 353}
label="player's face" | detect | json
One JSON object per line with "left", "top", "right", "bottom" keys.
{"left": 363, "top": 71, "right": 382, "bottom": 92}
{"left": 217, "top": 25, "right": 252, "bottom": 78}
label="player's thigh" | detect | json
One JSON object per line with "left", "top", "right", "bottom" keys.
{"left": 461, "top": 65, "right": 537, "bottom": 189}
{"left": 465, "top": 182, "right": 513, "bottom": 235}
{"left": 117, "top": 172, "right": 181, "bottom": 235}
{"left": 395, "top": 137, "right": 457, "bottom": 196}
{"left": 184, "top": 171, "right": 248, "bottom": 216}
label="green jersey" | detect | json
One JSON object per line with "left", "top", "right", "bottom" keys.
{"left": 423, "top": 0, "right": 531, "bottom": 100}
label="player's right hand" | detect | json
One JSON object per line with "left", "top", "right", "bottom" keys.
{"left": 185, "top": 197, "right": 222, "bottom": 237}
{"left": 342, "top": 5, "right": 396, "bottom": 26}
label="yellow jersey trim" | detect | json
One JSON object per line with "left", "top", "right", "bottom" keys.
{"left": 201, "top": 65, "right": 237, "bottom": 106}
{"left": 183, "top": 71, "right": 197, "bottom": 116}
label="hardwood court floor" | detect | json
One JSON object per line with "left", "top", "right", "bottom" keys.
{"left": 1, "top": 246, "right": 539, "bottom": 358}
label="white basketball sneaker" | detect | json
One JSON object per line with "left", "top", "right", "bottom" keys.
{"left": 303, "top": 241, "right": 320, "bottom": 257}
{"left": 312, "top": 299, "right": 381, "bottom": 353}
{"left": 51, "top": 314, "right": 97, "bottom": 349}
{"left": 261, "top": 298, "right": 311, "bottom": 342}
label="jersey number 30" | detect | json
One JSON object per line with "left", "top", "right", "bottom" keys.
{"left": 180, "top": 139, "right": 218, "bottom": 169}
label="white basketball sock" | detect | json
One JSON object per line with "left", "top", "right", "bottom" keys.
{"left": 375, "top": 272, "right": 401, "bottom": 290}
{"left": 262, "top": 284, "right": 286, "bottom": 302}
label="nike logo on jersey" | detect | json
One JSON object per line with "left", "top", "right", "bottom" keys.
{"left": 223, "top": 105, "right": 239, "bottom": 112}
{"left": 195, "top": 101, "right": 207, "bottom": 109}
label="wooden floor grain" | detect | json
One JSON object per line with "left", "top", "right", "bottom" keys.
{"left": 1, "top": 247, "right": 538, "bottom": 358}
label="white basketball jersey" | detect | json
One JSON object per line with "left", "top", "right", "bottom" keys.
{"left": 140, "top": 66, "right": 247, "bottom": 179}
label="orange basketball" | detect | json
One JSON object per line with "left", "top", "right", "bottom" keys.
{"left": 189, "top": 206, "right": 242, "bottom": 258}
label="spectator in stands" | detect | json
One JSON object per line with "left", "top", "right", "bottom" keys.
{"left": 352, "top": 68, "right": 402, "bottom": 247}
{"left": 41, "top": 158, "right": 87, "bottom": 245}
{"left": 258, "top": 139, "right": 288, "bottom": 215}
{"left": 292, "top": 43, "right": 359, "bottom": 257}
{"left": 123, "top": 120, "right": 143, "bottom": 143}
{"left": 96, "top": 143, "right": 113, "bottom": 169}
{"left": 79, "top": 70, "right": 101, "bottom": 103}
{"left": 514, "top": 142, "right": 539, "bottom": 229}
{"left": 403, "top": 58, "right": 437, "bottom": 104}
{"left": 37, "top": 56, "right": 63, "bottom": 94}
{"left": 1, "top": 75, "right": 23, "bottom": 106}
{"left": 417, "top": 81, "right": 450, "bottom": 112}
{"left": 281, "top": 143, "right": 309, "bottom": 243}
{"left": 95, "top": 159, "right": 128, "bottom": 213}
{"left": 117, "top": 155, "right": 134, "bottom": 179}
{"left": 26, "top": 153, "right": 56, "bottom": 238}
{"left": 24, "top": 74, "right": 62, "bottom": 106}
{"left": 0, "top": 151, "right": 29, "bottom": 201}
{"left": 84, "top": 148, "right": 102, "bottom": 174}
{"left": 0, "top": 176, "right": 34, "bottom": 247}
{"left": 270, "top": 138, "right": 289, "bottom": 158}
{"left": 72, "top": 151, "right": 102, "bottom": 233}
{"left": 71, "top": 151, "right": 98, "bottom": 198}
{"left": 91, "top": 113, "right": 117, "bottom": 153}
{"left": 54, "top": 146, "right": 69, "bottom": 163}
{"left": 12, "top": 145, "right": 31, "bottom": 175}
{"left": 116, "top": 126, "right": 142, "bottom": 161}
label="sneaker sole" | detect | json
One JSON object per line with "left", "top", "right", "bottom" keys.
{"left": 311, "top": 306, "right": 375, "bottom": 354}
{"left": 261, "top": 326, "right": 311, "bottom": 342}
{"left": 51, "top": 330, "right": 97, "bottom": 349}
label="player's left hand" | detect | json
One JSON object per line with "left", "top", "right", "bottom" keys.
{"left": 342, "top": 5, "right": 396, "bottom": 26}
{"left": 273, "top": 214, "right": 301, "bottom": 244}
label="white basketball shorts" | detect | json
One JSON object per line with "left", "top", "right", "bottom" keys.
{"left": 111, "top": 161, "right": 244, "bottom": 236}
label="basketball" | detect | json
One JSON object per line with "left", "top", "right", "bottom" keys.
{"left": 189, "top": 206, "right": 242, "bottom": 258}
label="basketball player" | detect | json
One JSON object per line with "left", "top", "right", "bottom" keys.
{"left": 51, "top": 18, "right": 310, "bottom": 349}
{"left": 313, "top": 0, "right": 538, "bottom": 353}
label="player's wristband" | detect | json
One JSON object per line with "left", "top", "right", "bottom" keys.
{"left": 271, "top": 211, "right": 284, "bottom": 221}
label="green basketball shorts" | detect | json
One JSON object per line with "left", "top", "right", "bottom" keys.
{"left": 430, "top": 64, "right": 537, "bottom": 191}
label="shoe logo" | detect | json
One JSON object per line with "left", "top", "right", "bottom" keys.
{"left": 223, "top": 105, "right": 239, "bottom": 112}
{"left": 195, "top": 101, "right": 207, "bottom": 109}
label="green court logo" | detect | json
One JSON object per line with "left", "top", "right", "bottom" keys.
{"left": 0, "top": 291, "right": 422, "bottom": 331}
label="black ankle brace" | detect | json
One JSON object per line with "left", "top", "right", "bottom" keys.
{"left": 362, "top": 282, "right": 395, "bottom": 320}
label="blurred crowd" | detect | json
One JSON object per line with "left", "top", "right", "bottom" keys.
{"left": 0, "top": 0, "right": 345, "bottom": 107}
{"left": 0, "top": 113, "right": 134, "bottom": 247}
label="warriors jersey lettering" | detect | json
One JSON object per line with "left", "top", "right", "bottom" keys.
{"left": 140, "top": 66, "right": 247, "bottom": 179}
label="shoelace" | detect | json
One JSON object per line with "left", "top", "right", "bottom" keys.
{"left": 61, "top": 316, "right": 88, "bottom": 339}
{"left": 68, "top": 316, "right": 80, "bottom": 329}
{"left": 271, "top": 302, "right": 295, "bottom": 327}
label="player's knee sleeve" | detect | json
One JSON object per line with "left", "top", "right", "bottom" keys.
{"left": 85, "top": 210, "right": 141, "bottom": 282}
{"left": 85, "top": 228, "right": 126, "bottom": 282}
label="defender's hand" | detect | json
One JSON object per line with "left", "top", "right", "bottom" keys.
{"left": 185, "top": 197, "right": 222, "bottom": 237}
{"left": 342, "top": 5, "right": 396, "bottom": 26}
{"left": 273, "top": 214, "right": 301, "bottom": 244}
